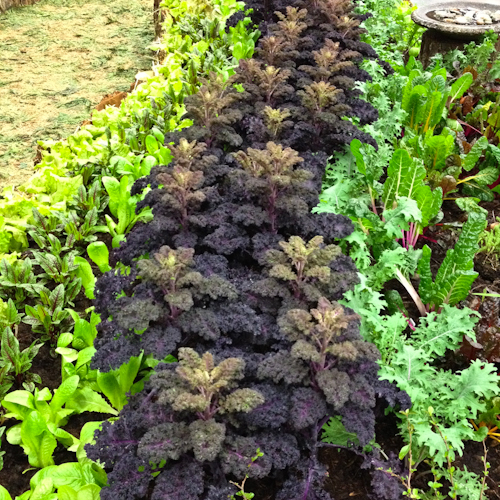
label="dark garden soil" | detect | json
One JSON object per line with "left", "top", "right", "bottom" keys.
{"left": 17, "top": 322, "right": 61, "bottom": 392}
{"left": 323, "top": 413, "right": 500, "bottom": 499}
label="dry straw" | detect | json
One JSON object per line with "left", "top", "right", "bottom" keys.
{"left": 0, "top": 0, "right": 42, "bottom": 14}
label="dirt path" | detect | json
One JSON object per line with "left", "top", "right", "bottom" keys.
{"left": 0, "top": 0, "right": 153, "bottom": 188}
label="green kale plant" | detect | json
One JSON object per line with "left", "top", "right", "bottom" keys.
{"left": 479, "top": 217, "right": 500, "bottom": 267}
{"left": 355, "top": 0, "right": 423, "bottom": 68}
{"left": 433, "top": 31, "right": 500, "bottom": 93}
{"left": 379, "top": 307, "right": 498, "bottom": 467}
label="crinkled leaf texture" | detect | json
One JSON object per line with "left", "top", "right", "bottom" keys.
{"left": 86, "top": 0, "right": 398, "bottom": 498}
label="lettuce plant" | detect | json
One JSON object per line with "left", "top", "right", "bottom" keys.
{"left": 87, "top": 241, "right": 112, "bottom": 273}
{"left": 102, "top": 176, "right": 153, "bottom": 248}
{"left": 2, "top": 375, "right": 117, "bottom": 468}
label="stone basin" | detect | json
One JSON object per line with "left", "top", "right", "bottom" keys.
{"left": 412, "top": 1, "right": 500, "bottom": 39}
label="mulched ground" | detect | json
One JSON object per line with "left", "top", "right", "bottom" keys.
{"left": 0, "top": 0, "right": 153, "bottom": 188}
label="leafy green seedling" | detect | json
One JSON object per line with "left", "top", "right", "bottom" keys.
{"left": 72, "top": 179, "right": 109, "bottom": 214}
{"left": 0, "top": 365, "right": 13, "bottom": 403}
{"left": 0, "top": 426, "right": 5, "bottom": 472}
{"left": 0, "top": 258, "right": 46, "bottom": 305}
{"left": 63, "top": 208, "right": 108, "bottom": 247}
{"left": 57, "top": 311, "right": 99, "bottom": 381}
{"left": 102, "top": 176, "right": 153, "bottom": 248}
{"left": 1, "top": 325, "right": 43, "bottom": 391}
{"left": 27, "top": 439, "right": 107, "bottom": 492}
{"left": 230, "top": 448, "right": 264, "bottom": 499}
{"left": 0, "top": 214, "right": 27, "bottom": 255}
{"left": 0, "top": 297, "right": 23, "bottom": 330}
{"left": 96, "top": 353, "right": 150, "bottom": 411}
{"left": 31, "top": 251, "right": 80, "bottom": 287}
{"left": 87, "top": 242, "right": 111, "bottom": 273}
{"left": 144, "top": 132, "right": 172, "bottom": 165}
{"left": 74, "top": 256, "right": 96, "bottom": 299}
{"left": 479, "top": 217, "right": 500, "bottom": 267}
{"left": 3, "top": 376, "right": 117, "bottom": 467}
{"left": 23, "top": 284, "right": 73, "bottom": 343}
{"left": 0, "top": 485, "right": 11, "bottom": 500}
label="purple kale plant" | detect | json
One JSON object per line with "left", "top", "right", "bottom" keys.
{"left": 86, "top": 0, "right": 409, "bottom": 497}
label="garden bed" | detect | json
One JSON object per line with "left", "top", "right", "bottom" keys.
{"left": 2, "top": 0, "right": 500, "bottom": 498}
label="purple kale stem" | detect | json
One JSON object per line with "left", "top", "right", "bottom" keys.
{"left": 302, "top": 466, "right": 314, "bottom": 500}
{"left": 267, "top": 182, "right": 279, "bottom": 233}
{"left": 316, "top": 415, "right": 331, "bottom": 435}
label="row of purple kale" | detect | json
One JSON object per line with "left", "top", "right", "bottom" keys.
{"left": 85, "top": 1, "right": 410, "bottom": 498}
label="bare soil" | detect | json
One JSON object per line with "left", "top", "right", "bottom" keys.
{"left": 0, "top": 0, "right": 153, "bottom": 189}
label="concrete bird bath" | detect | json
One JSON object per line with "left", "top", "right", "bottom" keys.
{"left": 411, "top": 1, "right": 500, "bottom": 67}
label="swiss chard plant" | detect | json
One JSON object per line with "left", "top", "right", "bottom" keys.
{"left": 0, "top": 258, "right": 46, "bottom": 306}
{"left": 23, "top": 284, "right": 75, "bottom": 343}
{"left": 1, "top": 325, "right": 43, "bottom": 392}
{"left": 317, "top": 141, "right": 443, "bottom": 264}
{"left": 403, "top": 199, "right": 487, "bottom": 315}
